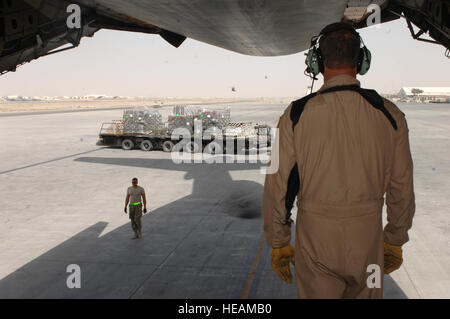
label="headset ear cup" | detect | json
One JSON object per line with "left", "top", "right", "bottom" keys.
{"left": 305, "top": 46, "right": 320, "bottom": 76}
{"left": 357, "top": 48, "right": 364, "bottom": 73}
{"left": 358, "top": 46, "right": 371, "bottom": 75}
{"left": 317, "top": 48, "right": 324, "bottom": 74}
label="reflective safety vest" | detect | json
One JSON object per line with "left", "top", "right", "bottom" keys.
{"left": 129, "top": 201, "right": 142, "bottom": 206}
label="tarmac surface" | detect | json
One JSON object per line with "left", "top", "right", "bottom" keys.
{"left": 0, "top": 101, "right": 449, "bottom": 298}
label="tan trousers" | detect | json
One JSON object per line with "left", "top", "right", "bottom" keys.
{"left": 129, "top": 204, "right": 142, "bottom": 234}
{"left": 294, "top": 203, "right": 384, "bottom": 299}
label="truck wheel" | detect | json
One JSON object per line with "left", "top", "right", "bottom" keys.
{"left": 121, "top": 139, "right": 134, "bottom": 150}
{"left": 186, "top": 141, "right": 201, "bottom": 153}
{"left": 140, "top": 140, "right": 153, "bottom": 152}
{"left": 204, "top": 142, "right": 222, "bottom": 155}
{"left": 162, "top": 140, "right": 175, "bottom": 152}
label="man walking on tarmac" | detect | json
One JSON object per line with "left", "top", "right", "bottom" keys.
{"left": 125, "top": 177, "right": 147, "bottom": 239}
{"left": 263, "top": 22, "right": 415, "bottom": 298}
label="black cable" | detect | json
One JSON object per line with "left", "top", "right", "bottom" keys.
{"left": 310, "top": 77, "right": 315, "bottom": 94}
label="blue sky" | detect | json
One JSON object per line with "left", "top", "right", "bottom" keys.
{"left": 0, "top": 18, "right": 448, "bottom": 98}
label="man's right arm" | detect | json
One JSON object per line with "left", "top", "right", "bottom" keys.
{"left": 262, "top": 104, "right": 297, "bottom": 283}
{"left": 263, "top": 104, "right": 296, "bottom": 249}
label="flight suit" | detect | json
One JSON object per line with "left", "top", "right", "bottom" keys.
{"left": 263, "top": 74, "right": 415, "bottom": 298}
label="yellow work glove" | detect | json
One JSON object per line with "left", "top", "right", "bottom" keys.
{"left": 271, "top": 244, "right": 295, "bottom": 283}
{"left": 384, "top": 242, "right": 403, "bottom": 274}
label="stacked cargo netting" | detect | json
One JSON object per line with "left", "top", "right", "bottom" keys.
{"left": 168, "top": 106, "right": 195, "bottom": 134}
{"left": 102, "top": 120, "right": 124, "bottom": 135}
{"left": 215, "top": 108, "right": 231, "bottom": 128}
{"left": 121, "top": 106, "right": 234, "bottom": 136}
{"left": 194, "top": 108, "right": 231, "bottom": 133}
{"left": 224, "top": 122, "right": 258, "bottom": 137}
{"left": 123, "top": 109, "right": 163, "bottom": 134}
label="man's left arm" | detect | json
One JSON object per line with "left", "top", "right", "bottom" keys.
{"left": 383, "top": 107, "right": 415, "bottom": 274}
{"left": 142, "top": 190, "right": 147, "bottom": 213}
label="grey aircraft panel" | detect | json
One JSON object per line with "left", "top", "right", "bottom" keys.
{"left": 79, "top": 0, "right": 349, "bottom": 56}
{"left": 3, "top": 1, "right": 447, "bottom": 73}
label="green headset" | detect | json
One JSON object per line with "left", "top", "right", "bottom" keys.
{"left": 305, "top": 22, "right": 372, "bottom": 78}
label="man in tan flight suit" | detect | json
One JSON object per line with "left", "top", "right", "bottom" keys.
{"left": 263, "top": 22, "right": 415, "bottom": 298}
{"left": 125, "top": 177, "right": 147, "bottom": 239}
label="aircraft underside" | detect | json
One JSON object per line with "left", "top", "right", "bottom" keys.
{"left": 0, "top": 0, "right": 448, "bottom": 74}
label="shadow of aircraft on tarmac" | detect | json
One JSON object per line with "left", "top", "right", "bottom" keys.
{"left": 0, "top": 156, "right": 407, "bottom": 299}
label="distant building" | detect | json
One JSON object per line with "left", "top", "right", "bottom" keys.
{"left": 5, "top": 95, "right": 21, "bottom": 101}
{"left": 399, "top": 87, "right": 450, "bottom": 102}
{"left": 81, "top": 94, "right": 108, "bottom": 100}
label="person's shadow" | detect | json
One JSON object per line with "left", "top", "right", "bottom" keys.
{"left": 0, "top": 157, "right": 270, "bottom": 298}
{"left": 0, "top": 156, "right": 408, "bottom": 299}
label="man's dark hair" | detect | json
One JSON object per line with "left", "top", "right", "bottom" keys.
{"left": 132, "top": 178, "right": 138, "bottom": 182}
{"left": 319, "top": 29, "right": 361, "bottom": 69}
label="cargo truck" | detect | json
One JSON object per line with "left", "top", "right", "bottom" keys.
{"left": 96, "top": 106, "right": 271, "bottom": 154}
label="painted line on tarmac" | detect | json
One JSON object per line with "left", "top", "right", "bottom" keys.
{"left": 0, "top": 107, "right": 128, "bottom": 117}
{"left": 248, "top": 242, "right": 270, "bottom": 298}
{"left": 0, "top": 148, "right": 104, "bottom": 175}
{"left": 240, "top": 234, "right": 266, "bottom": 299}
{"left": 232, "top": 229, "right": 262, "bottom": 298}
{"left": 0, "top": 100, "right": 257, "bottom": 118}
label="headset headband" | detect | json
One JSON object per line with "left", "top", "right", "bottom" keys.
{"left": 319, "top": 22, "right": 359, "bottom": 38}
